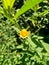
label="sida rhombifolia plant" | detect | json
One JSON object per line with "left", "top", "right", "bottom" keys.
{"left": 0, "top": 0, "right": 49, "bottom": 65}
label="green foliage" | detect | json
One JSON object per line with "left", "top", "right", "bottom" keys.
{"left": 14, "top": 0, "right": 43, "bottom": 19}
{"left": 0, "top": 0, "right": 49, "bottom": 65}
{"left": 2, "top": 0, "right": 15, "bottom": 9}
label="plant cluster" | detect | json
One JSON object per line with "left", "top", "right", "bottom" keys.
{"left": 0, "top": 0, "right": 49, "bottom": 65}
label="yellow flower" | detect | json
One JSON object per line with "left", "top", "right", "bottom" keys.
{"left": 20, "top": 29, "right": 29, "bottom": 39}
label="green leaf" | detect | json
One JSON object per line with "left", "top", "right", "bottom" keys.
{"left": 14, "top": 0, "right": 43, "bottom": 19}
{"left": 2, "top": 0, "right": 15, "bottom": 9}
{"left": 0, "top": 7, "right": 4, "bottom": 14}
{"left": 27, "top": 36, "right": 36, "bottom": 48}
{"left": 40, "top": 40, "right": 49, "bottom": 53}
